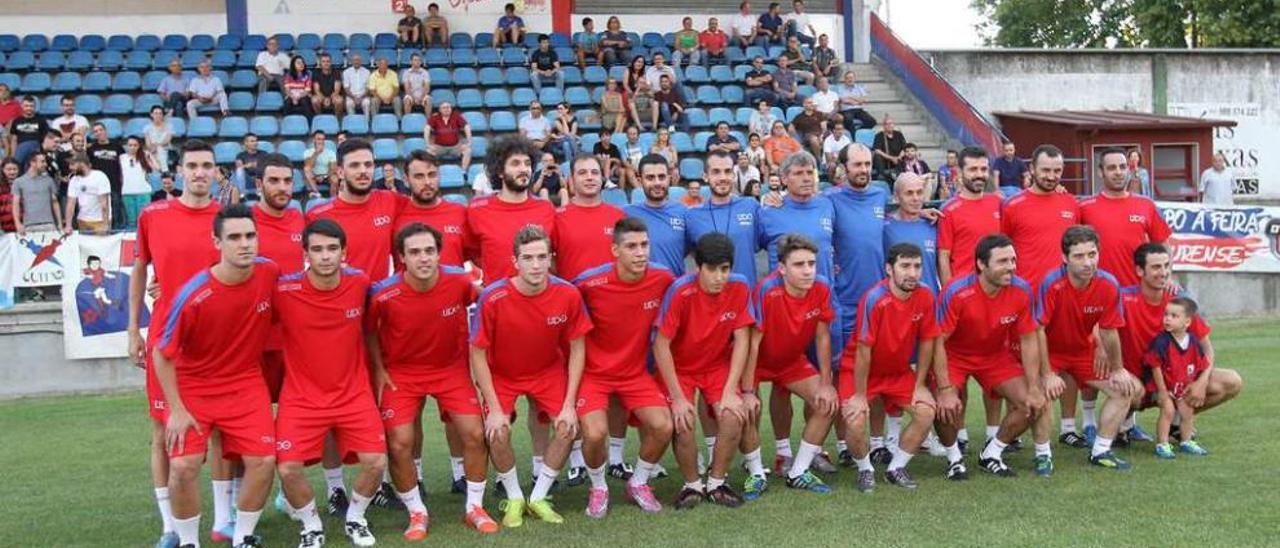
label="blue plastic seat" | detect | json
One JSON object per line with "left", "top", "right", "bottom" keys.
{"left": 449, "top": 33, "right": 473, "bottom": 49}
{"left": 440, "top": 165, "right": 465, "bottom": 189}
{"left": 481, "top": 88, "right": 509, "bottom": 109}
{"left": 684, "top": 66, "right": 709, "bottom": 84}
{"left": 710, "top": 65, "right": 735, "bottom": 84}
{"left": 399, "top": 113, "right": 426, "bottom": 135}
{"left": 462, "top": 111, "right": 488, "bottom": 132}
{"left": 95, "top": 118, "right": 121, "bottom": 139}
{"left": 785, "top": 106, "right": 804, "bottom": 123}
{"left": 216, "top": 34, "right": 243, "bottom": 51}
{"left": 478, "top": 67, "right": 503, "bottom": 86}
{"left": 430, "top": 89, "right": 456, "bottom": 107}
{"left": 466, "top": 164, "right": 486, "bottom": 184}
{"left": 48, "top": 34, "right": 76, "bottom": 52}
{"left": 538, "top": 88, "right": 563, "bottom": 105}
{"left": 371, "top": 113, "right": 399, "bottom": 135}
{"left": 311, "top": 114, "right": 339, "bottom": 135}
{"left": 278, "top": 140, "right": 307, "bottom": 162}
{"left": 135, "top": 35, "right": 161, "bottom": 52}
{"left": 721, "top": 85, "right": 744, "bottom": 104}
{"left": 423, "top": 48, "right": 449, "bottom": 67}
{"left": 322, "top": 33, "right": 346, "bottom": 50}
{"left": 505, "top": 66, "right": 530, "bottom": 86}
{"left": 685, "top": 108, "right": 710, "bottom": 129}
{"left": 501, "top": 48, "right": 525, "bottom": 66}
{"left": 190, "top": 34, "right": 216, "bottom": 51}
{"left": 186, "top": 116, "right": 217, "bottom": 138}
{"left": 105, "top": 35, "right": 133, "bottom": 51}
{"left": 214, "top": 141, "right": 242, "bottom": 164}
{"left": 489, "top": 111, "right": 517, "bottom": 132}
{"left": 693, "top": 131, "right": 713, "bottom": 150}
{"left": 855, "top": 129, "right": 875, "bottom": 148}
{"left": 161, "top": 34, "right": 189, "bottom": 51}
{"left": 583, "top": 66, "right": 607, "bottom": 85}
{"left": 372, "top": 138, "right": 399, "bottom": 161}
{"left": 797, "top": 84, "right": 816, "bottom": 100}
{"left": 708, "top": 107, "right": 735, "bottom": 127}
{"left": 349, "top": 33, "right": 373, "bottom": 51}
{"left": 124, "top": 117, "right": 150, "bottom": 137}
{"left": 0, "top": 73, "right": 17, "bottom": 91}
{"left": 235, "top": 50, "right": 260, "bottom": 69}
{"left": 20, "top": 72, "right": 50, "bottom": 93}
{"left": 474, "top": 33, "right": 494, "bottom": 48}
{"left": 37, "top": 95, "right": 60, "bottom": 116}
{"left": 36, "top": 52, "right": 66, "bottom": 71}
{"left": 443, "top": 194, "right": 469, "bottom": 205}
{"left": 51, "top": 72, "right": 82, "bottom": 93}
{"left": 66, "top": 51, "right": 94, "bottom": 71}
{"left": 218, "top": 116, "right": 249, "bottom": 139}
{"left": 5, "top": 51, "right": 33, "bottom": 71}
{"left": 371, "top": 48, "right": 398, "bottom": 67}
{"left": 560, "top": 66, "right": 582, "bottom": 85}
{"left": 74, "top": 95, "right": 102, "bottom": 115}
{"left": 270, "top": 34, "right": 293, "bottom": 50}
{"left": 180, "top": 51, "right": 206, "bottom": 70}
{"left": 124, "top": 51, "right": 152, "bottom": 71}
{"left": 453, "top": 67, "right": 478, "bottom": 86}
{"left": 735, "top": 107, "right": 755, "bottom": 127}
{"left": 255, "top": 92, "right": 284, "bottom": 112}
{"left": 695, "top": 86, "right": 722, "bottom": 106}
{"left": 210, "top": 49, "right": 236, "bottom": 70}
{"left": 641, "top": 33, "right": 665, "bottom": 49}
{"left": 374, "top": 32, "right": 398, "bottom": 49}
{"left": 451, "top": 48, "right": 476, "bottom": 67}
{"left": 565, "top": 87, "right": 591, "bottom": 107}
{"left": 102, "top": 94, "right": 133, "bottom": 115}
{"left": 671, "top": 132, "right": 694, "bottom": 153}
{"left": 250, "top": 115, "right": 279, "bottom": 137}
{"left": 82, "top": 71, "right": 112, "bottom": 92}
{"left": 418, "top": 67, "right": 447, "bottom": 88}
{"left": 0, "top": 35, "right": 16, "bottom": 53}
{"left": 679, "top": 158, "right": 705, "bottom": 181}
{"left": 229, "top": 70, "right": 257, "bottom": 90}
{"left": 139, "top": 70, "right": 166, "bottom": 91}
{"left": 555, "top": 47, "right": 575, "bottom": 65}
{"left": 279, "top": 115, "right": 309, "bottom": 137}
{"left": 444, "top": 88, "right": 475, "bottom": 109}
{"left": 227, "top": 91, "right": 255, "bottom": 111}
{"left": 401, "top": 137, "right": 426, "bottom": 157}
{"left": 21, "top": 35, "right": 49, "bottom": 52}
{"left": 296, "top": 33, "right": 321, "bottom": 51}
{"left": 97, "top": 50, "right": 124, "bottom": 71}
{"left": 342, "top": 114, "right": 369, "bottom": 134}
{"left": 475, "top": 48, "right": 501, "bottom": 67}
{"left": 511, "top": 88, "right": 536, "bottom": 106}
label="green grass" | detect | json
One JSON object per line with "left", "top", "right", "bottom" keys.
{"left": 3, "top": 318, "right": 1278, "bottom": 547}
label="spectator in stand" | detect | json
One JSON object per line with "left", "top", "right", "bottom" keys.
{"left": 494, "top": 3, "right": 526, "bottom": 47}
{"left": 745, "top": 132, "right": 768, "bottom": 176}
{"left": 681, "top": 180, "right": 705, "bottom": 206}
{"left": 810, "top": 76, "right": 840, "bottom": 123}
{"left": 731, "top": 1, "right": 761, "bottom": 49}
{"left": 379, "top": 162, "right": 408, "bottom": 193}
{"left": 781, "top": 35, "right": 815, "bottom": 84}
{"left": 784, "top": 0, "right": 818, "bottom": 46}
{"left": 312, "top": 52, "right": 344, "bottom": 117}
{"left": 650, "top": 127, "right": 679, "bottom": 178}
{"left": 835, "top": 69, "right": 876, "bottom": 131}
{"left": 936, "top": 149, "right": 958, "bottom": 199}
{"left": 621, "top": 124, "right": 646, "bottom": 189}
{"left": 773, "top": 55, "right": 800, "bottom": 108}
{"left": 255, "top": 36, "right": 290, "bottom": 94}
{"left": 734, "top": 149, "right": 761, "bottom": 194}
{"left": 335, "top": 130, "right": 349, "bottom": 146}
{"left": 599, "top": 16, "right": 632, "bottom": 67}
{"left": 1128, "top": 148, "right": 1151, "bottom": 196}
{"left": 629, "top": 78, "right": 658, "bottom": 131}
{"left": 13, "top": 153, "right": 63, "bottom": 235}
{"left": 400, "top": 53, "right": 432, "bottom": 115}
{"left": 812, "top": 33, "right": 838, "bottom": 80}
{"left": 186, "top": 60, "right": 229, "bottom": 120}
{"left": 63, "top": 153, "right": 110, "bottom": 233}
{"left": 822, "top": 122, "right": 851, "bottom": 181}
{"left": 899, "top": 142, "right": 933, "bottom": 197}
{"left": 150, "top": 172, "right": 180, "bottom": 202}
{"left": 425, "top": 101, "right": 472, "bottom": 173}
{"left": 622, "top": 55, "right": 647, "bottom": 98}
{"left": 143, "top": 106, "right": 173, "bottom": 172}
{"left": 396, "top": 4, "right": 422, "bottom": 47}
{"left": 763, "top": 120, "right": 801, "bottom": 173}
{"left": 575, "top": 17, "right": 603, "bottom": 68}
{"left": 743, "top": 178, "right": 763, "bottom": 201}
{"left": 705, "top": 121, "right": 743, "bottom": 161}
{"left": 551, "top": 102, "right": 581, "bottom": 163}
{"left": 58, "top": 132, "right": 89, "bottom": 179}
{"left": 645, "top": 52, "right": 682, "bottom": 101}
{"left": 654, "top": 75, "right": 689, "bottom": 132}
{"left": 1199, "top": 152, "right": 1234, "bottom": 206}
{"left": 342, "top": 53, "right": 372, "bottom": 116}
{"left": 0, "top": 160, "right": 17, "bottom": 233}
{"left": 789, "top": 97, "right": 826, "bottom": 159}
{"left": 519, "top": 100, "right": 552, "bottom": 149}
{"left": 157, "top": 59, "right": 191, "bottom": 117}
{"left": 423, "top": 3, "right": 451, "bottom": 47}
{"left": 368, "top": 57, "right": 403, "bottom": 117}
{"left": 744, "top": 57, "right": 777, "bottom": 106}
{"left": 88, "top": 123, "right": 124, "bottom": 229}
{"left": 672, "top": 17, "right": 701, "bottom": 67}
{"left": 872, "top": 115, "right": 907, "bottom": 182}
{"left": 6, "top": 96, "right": 46, "bottom": 168}
{"left": 283, "top": 55, "right": 315, "bottom": 119}
{"left": 990, "top": 139, "right": 1029, "bottom": 195}
{"left": 302, "top": 130, "right": 335, "bottom": 197}
{"left": 530, "top": 34, "right": 565, "bottom": 95}
{"left": 0, "top": 84, "right": 20, "bottom": 131}
{"left": 234, "top": 132, "right": 263, "bottom": 191}
{"left": 51, "top": 96, "right": 90, "bottom": 142}
{"left": 757, "top": 2, "right": 786, "bottom": 46}
{"left": 593, "top": 127, "right": 625, "bottom": 189}
{"left": 119, "top": 136, "right": 153, "bottom": 229}
{"left": 700, "top": 18, "right": 730, "bottom": 66}
{"left": 598, "top": 77, "right": 627, "bottom": 133}
{"left": 532, "top": 151, "right": 567, "bottom": 203}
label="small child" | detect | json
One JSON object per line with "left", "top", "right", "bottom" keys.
{"left": 1142, "top": 297, "right": 1211, "bottom": 459}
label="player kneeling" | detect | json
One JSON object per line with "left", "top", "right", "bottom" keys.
{"left": 741, "top": 234, "right": 838, "bottom": 498}
{"left": 840, "top": 243, "right": 954, "bottom": 491}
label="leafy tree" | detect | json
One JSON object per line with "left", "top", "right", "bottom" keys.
{"left": 972, "top": 0, "right": 1280, "bottom": 48}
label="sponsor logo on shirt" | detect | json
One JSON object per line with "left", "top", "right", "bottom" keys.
{"left": 255, "top": 300, "right": 271, "bottom": 313}
{"left": 874, "top": 206, "right": 885, "bottom": 218}
{"left": 260, "top": 435, "right": 275, "bottom": 444}
{"left": 276, "top": 439, "right": 293, "bottom": 451}
{"left": 804, "top": 308, "right": 822, "bottom": 320}
{"left": 441, "top": 305, "right": 462, "bottom": 317}
{"left": 584, "top": 277, "right": 609, "bottom": 288}
{"left": 1060, "top": 210, "right": 1076, "bottom": 220}
{"left": 911, "top": 313, "right": 924, "bottom": 322}
{"left": 604, "top": 226, "right": 615, "bottom": 236}
{"left": 376, "top": 288, "right": 401, "bottom": 301}
{"left": 1082, "top": 305, "right": 1104, "bottom": 314}
{"left": 443, "top": 225, "right": 463, "bottom": 235}
{"left": 999, "top": 314, "right": 1017, "bottom": 325}
{"left": 821, "top": 217, "right": 833, "bottom": 232}
{"left": 381, "top": 408, "right": 395, "bottom": 420}
{"left": 547, "top": 314, "right": 569, "bottom": 326}
{"left": 669, "top": 216, "right": 685, "bottom": 231}
{"left": 345, "top": 308, "right": 362, "bottom": 319}
{"left": 643, "top": 299, "right": 660, "bottom": 310}
{"left": 719, "top": 311, "right": 738, "bottom": 322}
{"left": 192, "top": 288, "right": 214, "bottom": 305}
{"left": 1129, "top": 214, "right": 1146, "bottom": 224}
{"left": 373, "top": 215, "right": 392, "bottom": 227}
{"left": 737, "top": 213, "right": 755, "bottom": 226}
{"left": 290, "top": 232, "right": 303, "bottom": 243}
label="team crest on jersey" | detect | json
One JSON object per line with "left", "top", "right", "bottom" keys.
{"left": 381, "top": 408, "right": 395, "bottom": 420}
{"left": 345, "top": 308, "right": 362, "bottom": 319}
{"left": 999, "top": 315, "right": 1017, "bottom": 325}
{"left": 643, "top": 299, "right": 660, "bottom": 310}
{"left": 604, "top": 226, "right": 615, "bottom": 235}
{"left": 547, "top": 314, "right": 569, "bottom": 326}
{"left": 441, "top": 305, "right": 462, "bottom": 317}
{"left": 373, "top": 215, "right": 392, "bottom": 227}
{"left": 575, "top": 398, "right": 587, "bottom": 409}
{"left": 923, "top": 239, "right": 937, "bottom": 252}
{"left": 1061, "top": 210, "right": 1076, "bottom": 220}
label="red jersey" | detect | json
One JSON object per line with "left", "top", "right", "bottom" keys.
{"left": 367, "top": 267, "right": 476, "bottom": 379}
{"left": 1000, "top": 190, "right": 1080, "bottom": 286}
{"left": 574, "top": 263, "right": 675, "bottom": 379}
{"left": 273, "top": 268, "right": 374, "bottom": 407}
{"left": 1079, "top": 193, "right": 1171, "bottom": 287}
{"left": 554, "top": 202, "right": 625, "bottom": 282}
{"left": 394, "top": 199, "right": 469, "bottom": 268}
{"left": 470, "top": 277, "right": 593, "bottom": 381}
{"left": 753, "top": 273, "right": 837, "bottom": 369}
{"left": 655, "top": 273, "right": 756, "bottom": 375}
{"left": 252, "top": 206, "right": 305, "bottom": 272}
{"left": 845, "top": 279, "right": 939, "bottom": 377}
{"left": 1119, "top": 285, "right": 1210, "bottom": 374}
{"left": 939, "top": 273, "right": 1036, "bottom": 361}
{"left": 305, "top": 190, "right": 406, "bottom": 282}
{"left": 466, "top": 195, "right": 557, "bottom": 283}
{"left": 136, "top": 199, "right": 222, "bottom": 341}
{"left": 938, "top": 194, "right": 1002, "bottom": 280}
{"left": 156, "top": 259, "right": 279, "bottom": 396}
{"left": 1142, "top": 331, "right": 1209, "bottom": 398}
{"left": 1035, "top": 266, "right": 1125, "bottom": 364}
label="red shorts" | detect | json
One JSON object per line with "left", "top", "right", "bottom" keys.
{"left": 576, "top": 373, "right": 668, "bottom": 415}
{"left": 660, "top": 367, "right": 734, "bottom": 415}
{"left": 491, "top": 372, "right": 568, "bottom": 423}
{"left": 380, "top": 366, "right": 483, "bottom": 428}
{"left": 754, "top": 356, "right": 819, "bottom": 388}
{"left": 276, "top": 396, "right": 387, "bottom": 465}
{"left": 832, "top": 368, "right": 904, "bottom": 414}
{"left": 947, "top": 354, "right": 1024, "bottom": 400}
{"left": 261, "top": 351, "right": 286, "bottom": 402}
{"left": 166, "top": 384, "right": 276, "bottom": 460}
{"left": 837, "top": 370, "right": 916, "bottom": 407}
{"left": 1052, "top": 356, "right": 1100, "bottom": 387}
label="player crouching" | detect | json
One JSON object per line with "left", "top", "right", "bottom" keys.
{"left": 1145, "top": 297, "right": 1219, "bottom": 459}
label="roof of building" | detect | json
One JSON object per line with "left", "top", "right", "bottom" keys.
{"left": 992, "top": 110, "right": 1236, "bottom": 131}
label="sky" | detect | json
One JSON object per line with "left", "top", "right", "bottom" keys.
{"left": 877, "top": 0, "right": 985, "bottom": 50}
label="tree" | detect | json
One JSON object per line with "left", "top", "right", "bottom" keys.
{"left": 972, "top": 0, "right": 1280, "bottom": 48}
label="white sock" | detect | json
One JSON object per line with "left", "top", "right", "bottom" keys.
{"left": 775, "top": 438, "right": 793, "bottom": 458}
{"left": 232, "top": 509, "right": 261, "bottom": 544}
{"left": 397, "top": 488, "right": 427, "bottom": 514}
{"left": 450, "top": 457, "right": 464, "bottom": 481}
{"left": 957, "top": 429, "right": 970, "bottom": 443}
{"left": 984, "top": 426, "right": 999, "bottom": 440}
{"left": 683, "top": 479, "right": 705, "bottom": 492}
{"left": 414, "top": 458, "right": 424, "bottom": 482}
{"left": 531, "top": 455, "right": 545, "bottom": 477}
{"left": 1122, "top": 412, "right": 1137, "bottom": 431}
{"left": 1035, "top": 442, "right": 1052, "bottom": 458}
{"left": 836, "top": 439, "right": 849, "bottom": 453}
{"left": 630, "top": 459, "right": 656, "bottom": 487}
{"left": 788, "top": 441, "right": 821, "bottom": 479}
{"left": 704, "top": 436, "right": 717, "bottom": 464}
{"left": 608, "top": 437, "right": 626, "bottom": 465}
{"left": 496, "top": 467, "right": 524, "bottom": 500}
{"left": 1061, "top": 418, "right": 1077, "bottom": 434}
{"left": 174, "top": 515, "right": 200, "bottom": 547}
{"left": 887, "top": 444, "right": 914, "bottom": 472}
{"left": 530, "top": 466, "right": 559, "bottom": 501}
{"left": 155, "top": 487, "right": 175, "bottom": 534}
{"left": 211, "top": 479, "right": 233, "bottom": 530}
{"left": 854, "top": 455, "right": 873, "bottom": 472}
{"left": 382, "top": 469, "right": 392, "bottom": 484}
{"left": 743, "top": 448, "right": 766, "bottom": 477}
{"left": 465, "top": 480, "right": 486, "bottom": 512}
{"left": 291, "top": 500, "right": 322, "bottom": 532}
{"left": 323, "top": 467, "right": 345, "bottom": 495}
{"left": 1082, "top": 400, "right": 1097, "bottom": 429}
{"left": 945, "top": 443, "right": 963, "bottom": 464}
{"left": 1092, "top": 436, "right": 1113, "bottom": 457}
{"left": 345, "top": 491, "right": 372, "bottom": 524}
{"left": 982, "top": 437, "right": 1007, "bottom": 461}
{"left": 869, "top": 436, "right": 885, "bottom": 451}
{"left": 705, "top": 475, "right": 725, "bottom": 491}
{"left": 887, "top": 416, "right": 903, "bottom": 444}
{"left": 1172, "top": 413, "right": 1182, "bottom": 427}
{"left": 587, "top": 464, "right": 607, "bottom": 490}
{"left": 230, "top": 477, "right": 243, "bottom": 510}
{"left": 570, "top": 440, "right": 586, "bottom": 468}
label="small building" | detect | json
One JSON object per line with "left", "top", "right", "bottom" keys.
{"left": 992, "top": 110, "right": 1235, "bottom": 200}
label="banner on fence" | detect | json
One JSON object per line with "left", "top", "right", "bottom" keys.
{"left": 59, "top": 233, "right": 151, "bottom": 360}
{"left": 0, "top": 236, "right": 14, "bottom": 310}
{"left": 1157, "top": 201, "right": 1280, "bottom": 273}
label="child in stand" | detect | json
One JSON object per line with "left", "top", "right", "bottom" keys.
{"left": 1143, "top": 297, "right": 1212, "bottom": 459}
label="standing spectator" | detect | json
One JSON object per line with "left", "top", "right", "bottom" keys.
{"left": 156, "top": 59, "right": 191, "bottom": 117}
{"left": 234, "top": 133, "right": 263, "bottom": 191}
{"left": 784, "top": 0, "right": 817, "bottom": 46}
{"left": 379, "top": 162, "right": 408, "bottom": 193}
{"left": 63, "top": 153, "right": 111, "bottom": 233}
{"left": 810, "top": 76, "right": 840, "bottom": 122}
{"left": 757, "top": 2, "right": 786, "bottom": 46}
{"left": 143, "top": 106, "right": 173, "bottom": 172}
{"left": 705, "top": 121, "right": 743, "bottom": 161}
{"left": 598, "top": 78, "right": 627, "bottom": 133}
{"left": 773, "top": 55, "right": 800, "bottom": 108}
{"left": 519, "top": 101, "right": 552, "bottom": 149}
{"left": 650, "top": 127, "right": 679, "bottom": 177}
{"left": 654, "top": 75, "right": 689, "bottom": 132}
{"left": 731, "top": 1, "right": 761, "bottom": 49}
{"left": 150, "top": 172, "right": 181, "bottom": 202}
{"left": 699, "top": 18, "right": 730, "bottom": 66}
{"left": 425, "top": 102, "right": 472, "bottom": 173}
{"left": 763, "top": 120, "right": 801, "bottom": 173}
{"left": 937, "top": 149, "right": 959, "bottom": 199}
{"left": 551, "top": 103, "right": 581, "bottom": 163}
{"left": 51, "top": 96, "right": 90, "bottom": 142}
{"left": 494, "top": 3, "right": 526, "bottom": 47}
{"left": 7, "top": 96, "right": 48, "bottom": 168}
{"left": 57, "top": 132, "right": 89, "bottom": 181}
{"left": 1199, "top": 152, "right": 1234, "bottom": 206}
{"left": 789, "top": 98, "right": 825, "bottom": 159}
{"left": 0, "top": 84, "right": 20, "bottom": 131}
{"left": 312, "top": 52, "right": 345, "bottom": 117}
{"left": 13, "top": 153, "right": 64, "bottom": 234}
{"left": 623, "top": 55, "right": 647, "bottom": 97}
{"left": 0, "top": 160, "right": 17, "bottom": 233}
{"left": 781, "top": 35, "right": 815, "bottom": 84}
{"left": 368, "top": 57, "right": 403, "bottom": 117}
{"left": 255, "top": 36, "right": 289, "bottom": 94}
{"left": 342, "top": 53, "right": 372, "bottom": 116}
{"left": 302, "top": 131, "right": 335, "bottom": 197}
{"left": 599, "top": 16, "right": 632, "bottom": 67}
{"left": 990, "top": 139, "right": 1029, "bottom": 195}
{"left": 575, "top": 17, "right": 603, "bottom": 68}
{"left": 835, "top": 69, "right": 876, "bottom": 131}
{"left": 186, "top": 61, "right": 229, "bottom": 119}
{"left": 282, "top": 55, "right": 315, "bottom": 119}
{"left": 423, "top": 3, "right": 451, "bottom": 47}
{"left": 397, "top": 4, "right": 422, "bottom": 47}
{"left": 734, "top": 150, "right": 761, "bottom": 194}
{"left": 592, "top": 127, "right": 625, "bottom": 189}
{"left": 744, "top": 57, "right": 777, "bottom": 106}
{"left": 40, "top": 132, "right": 66, "bottom": 189}
{"left": 119, "top": 136, "right": 153, "bottom": 229}
{"left": 872, "top": 115, "right": 907, "bottom": 182}
{"left": 821, "top": 122, "right": 851, "bottom": 181}
{"left": 1128, "top": 148, "right": 1151, "bottom": 196}
{"left": 672, "top": 17, "right": 701, "bottom": 67}
{"left": 529, "top": 34, "right": 565, "bottom": 95}
{"left": 812, "top": 34, "right": 838, "bottom": 80}
{"left": 87, "top": 123, "right": 124, "bottom": 229}
{"left": 532, "top": 151, "right": 566, "bottom": 203}
{"left": 629, "top": 78, "right": 658, "bottom": 131}
{"left": 400, "top": 53, "right": 432, "bottom": 115}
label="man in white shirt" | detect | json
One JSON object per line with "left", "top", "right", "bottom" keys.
{"left": 342, "top": 53, "right": 372, "bottom": 116}
{"left": 730, "top": 1, "right": 761, "bottom": 49}
{"left": 255, "top": 36, "right": 290, "bottom": 94}
{"left": 518, "top": 101, "right": 551, "bottom": 149}
{"left": 63, "top": 153, "right": 112, "bottom": 233}
{"left": 811, "top": 76, "right": 840, "bottom": 118}
{"left": 1198, "top": 152, "right": 1234, "bottom": 206}
{"left": 400, "top": 53, "right": 432, "bottom": 116}
{"left": 51, "top": 96, "right": 90, "bottom": 142}
{"left": 186, "top": 61, "right": 230, "bottom": 119}
{"left": 733, "top": 150, "right": 761, "bottom": 195}
{"left": 784, "top": 0, "right": 817, "bottom": 46}
{"left": 821, "top": 123, "right": 852, "bottom": 182}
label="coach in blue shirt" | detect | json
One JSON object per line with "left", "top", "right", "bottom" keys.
{"left": 625, "top": 154, "right": 689, "bottom": 275}
{"left": 686, "top": 151, "right": 760, "bottom": 285}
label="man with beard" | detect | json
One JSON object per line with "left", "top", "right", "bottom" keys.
{"left": 685, "top": 151, "right": 761, "bottom": 285}
{"left": 554, "top": 155, "right": 625, "bottom": 282}
{"left": 395, "top": 150, "right": 468, "bottom": 270}
{"left": 251, "top": 154, "right": 305, "bottom": 401}
{"left": 467, "top": 136, "right": 557, "bottom": 285}
{"left": 87, "top": 122, "right": 125, "bottom": 229}
{"left": 624, "top": 154, "right": 689, "bottom": 276}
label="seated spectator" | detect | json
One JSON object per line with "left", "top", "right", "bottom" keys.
{"left": 342, "top": 53, "right": 372, "bottom": 116}
{"left": 120, "top": 136, "right": 154, "bottom": 229}
{"left": 255, "top": 36, "right": 290, "bottom": 94}
{"left": 765, "top": 172, "right": 784, "bottom": 199}
{"left": 937, "top": 149, "right": 959, "bottom": 199}
{"left": 530, "top": 34, "right": 565, "bottom": 95}
{"left": 789, "top": 97, "right": 826, "bottom": 159}
{"left": 650, "top": 127, "right": 679, "bottom": 177}
{"left": 784, "top": 0, "right": 817, "bottom": 46}
{"left": 303, "top": 131, "right": 335, "bottom": 196}
{"left": 598, "top": 78, "right": 627, "bottom": 133}
{"left": 672, "top": 17, "right": 701, "bottom": 67}
{"left": 781, "top": 35, "right": 815, "bottom": 84}
{"left": 7, "top": 97, "right": 47, "bottom": 168}
{"left": 157, "top": 59, "right": 191, "bottom": 118}
{"left": 872, "top": 115, "right": 907, "bottom": 182}
{"left": 773, "top": 55, "right": 800, "bottom": 108}
{"left": 519, "top": 101, "right": 552, "bottom": 149}
{"left": 234, "top": 132, "right": 263, "bottom": 190}
{"left": 425, "top": 102, "right": 473, "bottom": 173}
{"left": 335, "top": 130, "right": 349, "bottom": 146}
{"left": 810, "top": 76, "right": 840, "bottom": 123}
{"left": 423, "top": 3, "right": 451, "bottom": 47}
{"left": 622, "top": 125, "right": 646, "bottom": 189}
{"left": 532, "top": 151, "right": 567, "bottom": 203}
{"left": 654, "top": 75, "right": 689, "bottom": 132}
{"left": 551, "top": 102, "right": 581, "bottom": 163}
{"left": 900, "top": 142, "right": 935, "bottom": 197}
{"left": 821, "top": 123, "right": 851, "bottom": 181}
{"left": 143, "top": 106, "right": 173, "bottom": 172}
{"left": 312, "top": 52, "right": 345, "bottom": 117}
{"left": 744, "top": 57, "right": 777, "bottom": 106}
{"left": 400, "top": 53, "right": 432, "bottom": 115}
{"left": 991, "top": 139, "right": 1029, "bottom": 193}
{"left": 812, "top": 34, "right": 838, "bottom": 80}
{"left": 150, "top": 172, "right": 181, "bottom": 202}
{"left": 763, "top": 120, "right": 801, "bottom": 173}
{"left": 705, "top": 121, "right": 742, "bottom": 161}
{"left": 368, "top": 57, "right": 402, "bottom": 117}
{"left": 730, "top": 1, "right": 759, "bottom": 49}
{"left": 622, "top": 55, "right": 647, "bottom": 97}
{"left": 379, "top": 162, "right": 409, "bottom": 194}
{"left": 494, "top": 3, "right": 526, "bottom": 47}
{"left": 283, "top": 55, "right": 315, "bottom": 118}
{"left": 592, "top": 127, "right": 625, "bottom": 188}
{"left": 699, "top": 18, "right": 730, "bottom": 66}
{"left": 745, "top": 132, "right": 769, "bottom": 177}
{"left": 742, "top": 178, "right": 763, "bottom": 200}
{"left": 681, "top": 180, "right": 705, "bottom": 206}
{"left": 757, "top": 2, "right": 786, "bottom": 46}
{"left": 575, "top": 17, "right": 603, "bottom": 68}
{"left": 0, "top": 84, "right": 19, "bottom": 131}
{"left": 836, "top": 69, "right": 876, "bottom": 131}
{"left": 51, "top": 96, "right": 90, "bottom": 143}
{"left": 186, "top": 61, "right": 229, "bottom": 120}
{"left": 733, "top": 148, "right": 761, "bottom": 194}
{"left": 599, "top": 16, "right": 632, "bottom": 67}
{"left": 645, "top": 52, "right": 682, "bottom": 100}
{"left": 397, "top": 4, "right": 422, "bottom": 47}
{"left": 471, "top": 169, "right": 494, "bottom": 197}
{"left": 629, "top": 78, "right": 658, "bottom": 131}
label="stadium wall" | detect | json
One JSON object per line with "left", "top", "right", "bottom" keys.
{"left": 0, "top": 0, "right": 227, "bottom": 36}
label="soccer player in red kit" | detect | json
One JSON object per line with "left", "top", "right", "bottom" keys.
{"left": 573, "top": 217, "right": 675, "bottom": 517}
{"left": 395, "top": 150, "right": 469, "bottom": 269}
{"left": 1079, "top": 147, "right": 1172, "bottom": 288}
{"left": 304, "top": 137, "right": 406, "bottom": 282}
{"left": 743, "top": 234, "right": 838, "bottom": 497}
{"left": 128, "top": 139, "right": 223, "bottom": 548}
{"left": 934, "top": 234, "right": 1046, "bottom": 479}
{"left": 366, "top": 223, "right": 497, "bottom": 538}
{"left": 467, "top": 136, "right": 557, "bottom": 284}
{"left": 1034, "top": 225, "right": 1140, "bottom": 473}
{"left": 251, "top": 153, "right": 305, "bottom": 400}
{"left": 654, "top": 233, "right": 756, "bottom": 510}
{"left": 274, "top": 219, "right": 387, "bottom": 548}
{"left": 153, "top": 204, "right": 278, "bottom": 548}
{"left": 840, "top": 242, "right": 953, "bottom": 491}
{"left": 469, "top": 226, "right": 592, "bottom": 527}
{"left": 555, "top": 155, "right": 625, "bottom": 282}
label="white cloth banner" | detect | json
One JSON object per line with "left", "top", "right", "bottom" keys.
{"left": 60, "top": 232, "right": 152, "bottom": 360}
{"left": 9, "top": 230, "right": 75, "bottom": 289}
{"left": 0, "top": 236, "right": 15, "bottom": 310}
